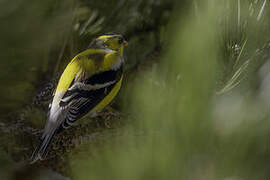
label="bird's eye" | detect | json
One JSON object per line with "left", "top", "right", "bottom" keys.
{"left": 118, "top": 38, "right": 123, "bottom": 44}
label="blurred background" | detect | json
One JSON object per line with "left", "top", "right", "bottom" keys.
{"left": 1, "top": 0, "right": 270, "bottom": 179}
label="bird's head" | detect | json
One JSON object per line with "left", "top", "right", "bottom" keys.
{"left": 89, "top": 34, "right": 128, "bottom": 55}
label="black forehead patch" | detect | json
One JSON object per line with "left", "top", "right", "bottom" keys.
{"left": 88, "top": 34, "right": 125, "bottom": 49}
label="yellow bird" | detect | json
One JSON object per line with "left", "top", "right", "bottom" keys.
{"left": 30, "top": 34, "right": 128, "bottom": 163}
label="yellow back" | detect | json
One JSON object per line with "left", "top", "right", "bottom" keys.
{"left": 55, "top": 49, "right": 121, "bottom": 93}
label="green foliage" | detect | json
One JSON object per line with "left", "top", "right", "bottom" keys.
{"left": 0, "top": 0, "right": 74, "bottom": 114}
{"left": 70, "top": 0, "right": 270, "bottom": 179}
{"left": 1, "top": 0, "right": 270, "bottom": 179}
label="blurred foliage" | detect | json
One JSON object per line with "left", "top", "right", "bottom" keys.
{"left": 0, "top": 0, "right": 74, "bottom": 114}
{"left": 70, "top": 0, "right": 270, "bottom": 180}
{"left": 1, "top": 0, "right": 270, "bottom": 179}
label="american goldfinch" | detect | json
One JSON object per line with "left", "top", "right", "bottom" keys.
{"left": 30, "top": 34, "right": 128, "bottom": 163}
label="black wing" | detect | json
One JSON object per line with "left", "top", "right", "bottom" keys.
{"left": 59, "top": 66, "right": 123, "bottom": 130}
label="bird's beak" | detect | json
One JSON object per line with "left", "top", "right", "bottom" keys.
{"left": 123, "top": 40, "right": 128, "bottom": 46}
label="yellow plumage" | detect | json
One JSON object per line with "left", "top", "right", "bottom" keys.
{"left": 56, "top": 49, "right": 121, "bottom": 92}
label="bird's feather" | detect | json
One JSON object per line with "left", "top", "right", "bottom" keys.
{"left": 59, "top": 65, "right": 123, "bottom": 129}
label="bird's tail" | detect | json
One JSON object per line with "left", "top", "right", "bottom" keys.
{"left": 30, "top": 128, "right": 57, "bottom": 164}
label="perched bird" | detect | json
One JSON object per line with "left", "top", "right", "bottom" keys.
{"left": 30, "top": 34, "right": 128, "bottom": 163}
